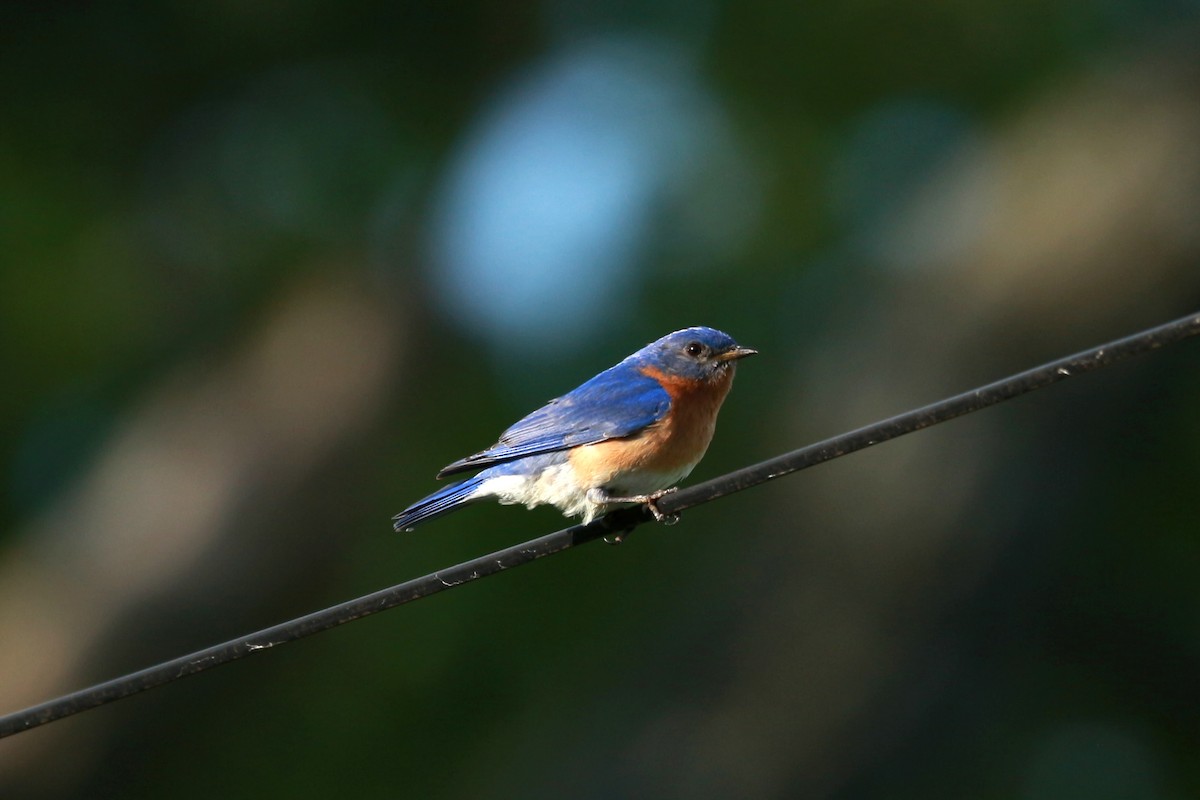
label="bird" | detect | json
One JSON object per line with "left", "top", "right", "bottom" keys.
{"left": 392, "top": 326, "right": 756, "bottom": 534}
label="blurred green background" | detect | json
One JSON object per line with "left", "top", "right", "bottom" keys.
{"left": 2, "top": 1, "right": 1199, "bottom": 797}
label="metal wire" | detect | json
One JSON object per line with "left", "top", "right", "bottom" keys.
{"left": 1, "top": 310, "right": 1198, "bottom": 739}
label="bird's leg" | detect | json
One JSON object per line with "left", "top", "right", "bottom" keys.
{"left": 588, "top": 487, "right": 681, "bottom": 528}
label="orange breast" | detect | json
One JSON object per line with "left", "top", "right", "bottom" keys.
{"left": 569, "top": 365, "right": 735, "bottom": 488}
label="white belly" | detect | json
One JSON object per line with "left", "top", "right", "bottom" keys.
{"left": 473, "top": 462, "right": 595, "bottom": 520}
{"left": 605, "top": 461, "right": 697, "bottom": 497}
{"left": 473, "top": 459, "right": 696, "bottom": 524}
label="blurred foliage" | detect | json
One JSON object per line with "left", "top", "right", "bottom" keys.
{"left": 2, "top": 1, "right": 1199, "bottom": 798}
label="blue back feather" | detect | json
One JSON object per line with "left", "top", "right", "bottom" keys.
{"left": 437, "top": 363, "right": 670, "bottom": 477}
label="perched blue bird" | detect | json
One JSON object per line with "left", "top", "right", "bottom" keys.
{"left": 392, "top": 327, "right": 756, "bottom": 532}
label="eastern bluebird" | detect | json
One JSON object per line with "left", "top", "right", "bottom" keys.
{"left": 392, "top": 327, "right": 756, "bottom": 532}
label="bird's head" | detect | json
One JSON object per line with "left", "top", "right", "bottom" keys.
{"left": 634, "top": 327, "right": 757, "bottom": 384}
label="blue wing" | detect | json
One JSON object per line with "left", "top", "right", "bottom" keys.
{"left": 437, "top": 364, "right": 670, "bottom": 477}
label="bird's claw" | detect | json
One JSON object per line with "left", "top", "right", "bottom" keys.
{"left": 603, "top": 529, "right": 633, "bottom": 545}
{"left": 644, "top": 488, "right": 680, "bottom": 525}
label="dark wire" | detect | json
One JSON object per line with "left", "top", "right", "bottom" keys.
{"left": 2, "top": 311, "right": 1198, "bottom": 739}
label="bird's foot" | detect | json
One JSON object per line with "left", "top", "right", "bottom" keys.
{"left": 589, "top": 487, "right": 680, "bottom": 527}
{"left": 641, "top": 488, "right": 680, "bottom": 525}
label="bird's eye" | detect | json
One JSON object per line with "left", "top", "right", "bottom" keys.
{"left": 685, "top": 341, "right": 705, "bottom": 358}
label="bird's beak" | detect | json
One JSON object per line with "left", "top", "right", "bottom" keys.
{"left": 717, "top": 346, "right": 758, "bottom": 362}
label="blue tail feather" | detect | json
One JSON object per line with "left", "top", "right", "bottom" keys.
{"left": 392, "top": 476, "right": 483, "bottom": 532}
